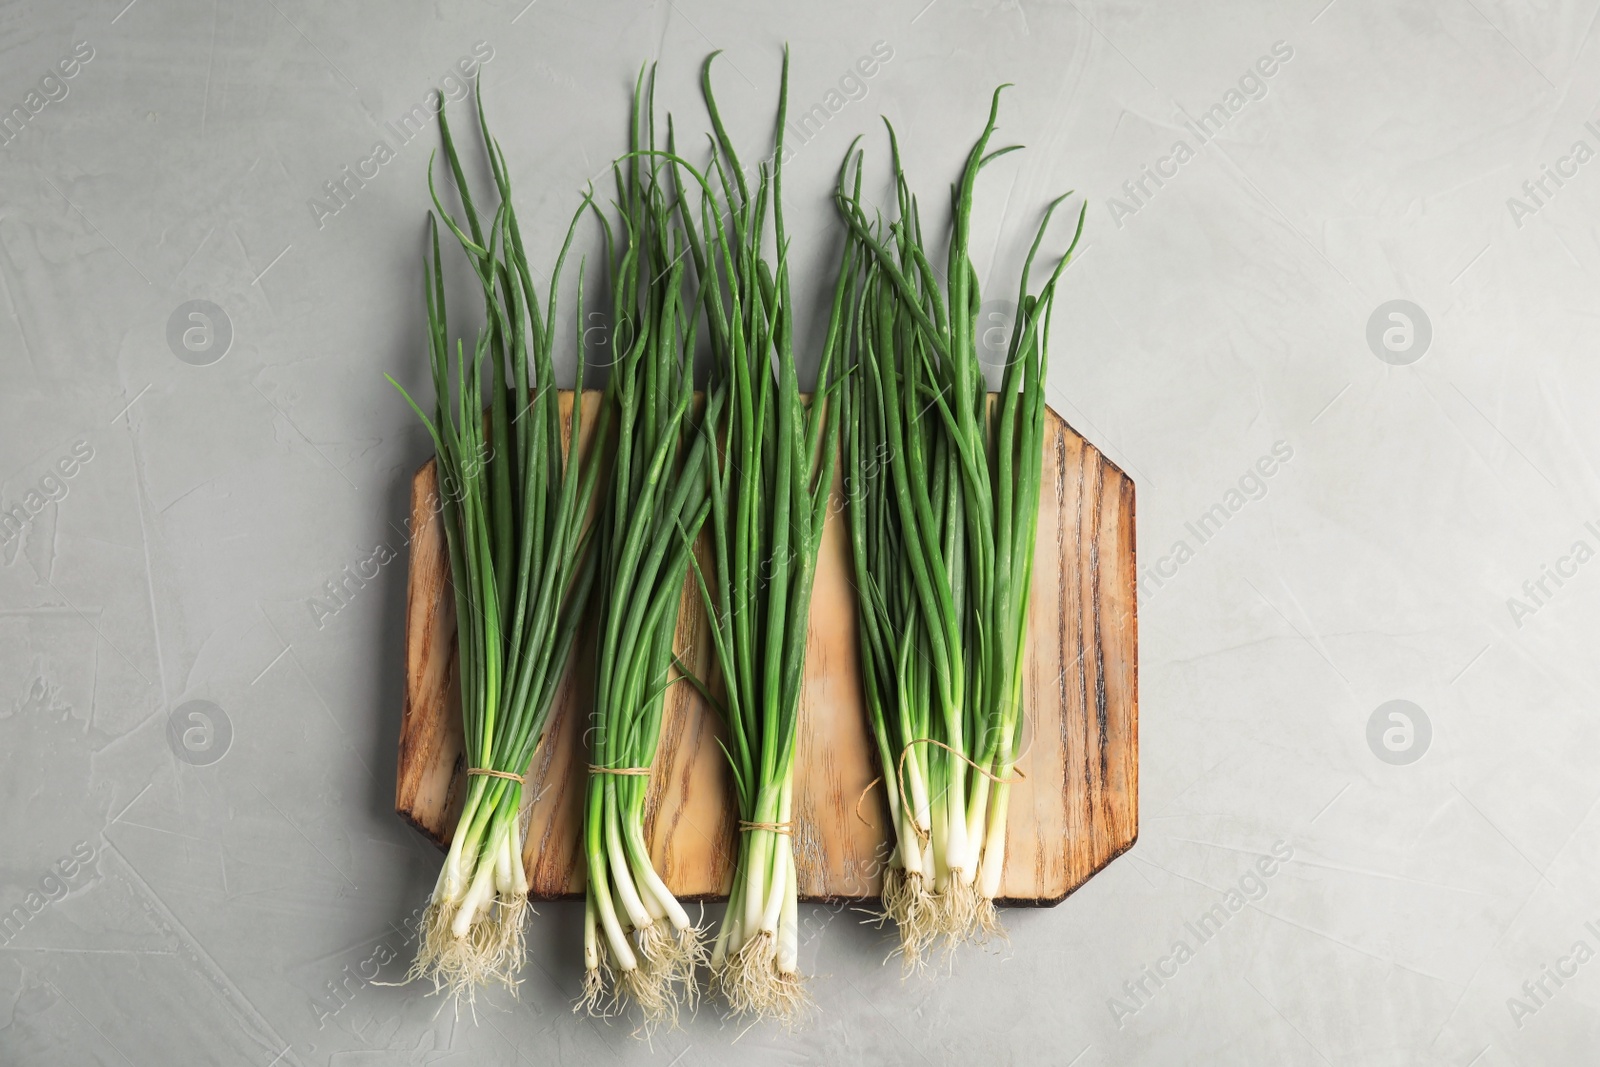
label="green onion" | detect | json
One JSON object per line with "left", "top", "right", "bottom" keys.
{"left": 660, "top": 49, "right": 849, "bottom": 1022}
{"left": 387, "top": 88, "right": 608, "bottom": 1004}
{"left": 576, "top": 67, "right": 722, "bottom": 1027}
{"left": 834, "top": 87, "right": 1086, "bottom": 958}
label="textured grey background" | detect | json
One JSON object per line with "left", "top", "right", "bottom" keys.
{"left": 0, "top": 0, "right": 1593, "bottom": 1063}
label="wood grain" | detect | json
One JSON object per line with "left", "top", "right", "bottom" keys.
{"left": 395, "top": 391, "right": 1137, "bottom": 905}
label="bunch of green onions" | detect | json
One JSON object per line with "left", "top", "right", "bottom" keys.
{"left": 834, "top": 88, "right": 1085, "bottom": 959}
{"left": 388, "top": 92, "right": 607, "bottom": 1003}
{"left": 659, "top": 51, "right": 848, "bottom": 1021}
{"left": 577, "top": 68, "right": 722, "bottom": 1026}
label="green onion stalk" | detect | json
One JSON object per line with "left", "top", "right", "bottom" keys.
{"left": 576, "top": 68, "right": 722, "bottom": 1026}
{"left": 661, "top": 49, "right": 849, "bottom": 1022}
{"left": 835, "top": 163, "right": 940, "bottom": 965}
{"left": 833, "top": 88, "right": 1086, "bottom": 953}
{"left": 389, "top": 89, "right": 608, "bottom": 1004}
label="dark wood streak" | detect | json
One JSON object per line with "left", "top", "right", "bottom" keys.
{"left": 657, "top": 682, "right": 704, "bottom": 887}
{"left": 643, "top": 606, "right": 688, "bottom": 862}
{"left": 1072, "top": 438, "right": 1094, "bottom": 871}
{"left": 653, "top": 582, "right": 703, "bottom": 886}
{"left": 395, "top": 459, "right": 464, "bottom": 847}
{"left": 1050, "top": 426, "right": 1074, "bottom": 893}
{"left": 1091, "top": 457, "right": 1109, "bottom": 805}
{"left": 525, "top": 696, "right": 573, "bottom": 895}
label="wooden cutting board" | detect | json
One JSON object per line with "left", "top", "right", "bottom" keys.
{"left": 395, "top": 391, "right": 1137, "bottom": 905}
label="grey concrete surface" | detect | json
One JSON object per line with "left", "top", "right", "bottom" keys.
{"left": 1, "top": 0, "right": 1594, "bottom": 1063}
